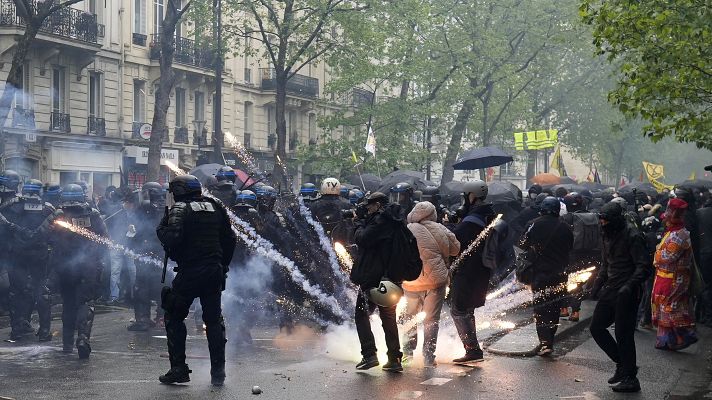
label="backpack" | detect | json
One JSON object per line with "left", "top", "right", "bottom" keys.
{"left": 463, "top": 214, "right": 509, "bottom": 270}
{"left": 387, "top": 222, "right": 423, "bottom": 282}
{"left": 568, "top": 212, "right": 601, "bottom": 251}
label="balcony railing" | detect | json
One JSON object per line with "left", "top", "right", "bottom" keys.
{"left": 87, "top": 116, "right": 105, "bottom": 136}
{"left": 260, "top": 68, "right": 319, "bottom": 98}
{"left": 350, "top": 88, "right": 374, "bottom": 107}
{"left": 0, "top": 1, "right": 100, "bottom": 44}
{"left": 150, "top": 34, "right": 217, "bottom": 70}
{"left": 50, "top": 112, "right": 71, "bottom": 133}
{"left": 11, "top": 106, "right": 35, "bottom": 129}
{"left": 174, "top": 126, "right": 189, "bottom": 144}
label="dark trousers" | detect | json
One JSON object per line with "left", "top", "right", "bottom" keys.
{"left": 637, "top": 276, "right": 654, "bottom": 325}
{"left": 58, "top": 268, "right": 97, "bottom": 347}
{"left": 355, "top": 290, "right": 401, "bottom": 359}
{"left": 163, "top": 269, "right": 226, "bottom": 372}
{"left": 8, "top": 261, "right": 51, "bottom": 335}
{"left": 133, "top": 260, "right": 162, "bottom": 322}
{"left": 590, "top": 289, "right": 640, "bottom": 377}
{"left": 533, "top": 290, "right": 562, "bottom": 347}
{"left": 451, "top": 304, "right": 481, "bottom": 351}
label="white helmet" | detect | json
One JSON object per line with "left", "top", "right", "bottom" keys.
{"left": 368, "top": 279, "right": 404, "bottom": 307}
{"left": 321, "top": 177, "right": 341, "bottom": 196}
{"left": 463, "top": 179, "right": 488, "bottom": 200}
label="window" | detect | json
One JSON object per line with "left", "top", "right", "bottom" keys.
{"left": 133, "top": 80, "right": 146, "bottom": 122}
{"left": 175, "top": 87, "right": 185, "bottom": 127}
{"left": 88, "top": 72, "right": 102, "bottom": 118}
{"left": 266, "top": 107, "right": 273, "bottom": 134}
{"left": 243, "top": 102, "right": 253, "bottom": 134}
{"left": 153, "top": 0, "right": 164, "bottom": 36}
{"left": 308, "top": 113, "right": 316, "bottom": 141}
{"left": 134, "top": 0, "right": 146, "bottom": 34}
{"left": 194, "top": 91, "right": 204, "bottom": 121}
{"left": 52, "top": 67, "right": 66, "bottom": 114}
{"left": 14, "top": 63, "right": 31, "bottom": 109}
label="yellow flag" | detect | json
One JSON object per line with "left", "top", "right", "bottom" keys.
{"left": 688, "top": 171, "right": 696, "bottom": 180}
{"left": 642, "top": 161, "right": 665, "bottom": 181}
{"left": 550, "top": 146, "right": 560, "bottom": 174}
{"left": 351, "top": 150, "right": 358, "bottom": 163}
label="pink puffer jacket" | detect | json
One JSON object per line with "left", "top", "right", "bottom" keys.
{"left": 403, "top": 202, "right": 460, "bottom": 292}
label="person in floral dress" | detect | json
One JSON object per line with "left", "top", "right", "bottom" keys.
{"left": 652, "top": 198, "right": 699, "bottom": 350}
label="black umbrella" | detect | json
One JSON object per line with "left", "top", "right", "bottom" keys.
{"left": 559, "top": 176, "right": 577, "bottom": 185}
{"left": 377, "top": 170, "right": 430, "bottom": 193}
{"left": 453, "top": 146, "right": 513, "bottom": 171}
{"left": 580, "top": 182, "right": 610, "bottom": 191}
{"left": 617, "top": 182, "right": 658, "bottom": 196}
{"left": 678, "top": 179, "right": 712, "bottom": 190}
{"left": 551, "top": 183, "right": 585, "bottom": 193}
{"left": 344, "top": 173, "right": 381, "bottom": 192}
{"left": 487, "top": 182, "right": 520, "bottom": 204}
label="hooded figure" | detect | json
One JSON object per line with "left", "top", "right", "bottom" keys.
{"left": 400, "top": 201, "right": 460, "bottom": 367}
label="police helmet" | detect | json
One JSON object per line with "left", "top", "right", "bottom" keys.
{"left": 60, "top": 183, "right": 88, "bottom": 207}
{"left": 255, "top": 185, "right": 277, "bottom": 209}
{"left": 366, "top": 191, "right": 388, "bottom": 205}
{"left": 367, "top": 279, "right": 404, "bottom": 307}
{"left": 44, "top": 183, "right": 62, "bottom": 202}
{"left": 235, "top": 190, "right": 258, "bottom": 208}
{"left": 299, "top": 183, "right": 319, "bottom": 201}
{"left": 0, "top": 170, "right": 20, "bottom": 193}
{"left": 463, "top": 179, "right": 488, "bottom": 200}
{"left": 340, "top": 186, "right": 350, "bottom": 199}
{"left": 216, "top": 166, "right": 237, "bottom": 184}
{"left": 21, "top": 179, "right": 43, "bottom": 200}
{"left": 168, "top": 175, "right": 202, "bottom": 200}
{"left": 539, "top": 196, "right": 561, "bottom": 216}
{"left": 142, "top": 181, "right": 165, "bottom": 205}
{"left": 389, "top": 182, "right": 413, "bottom": 204}
{"left": 321, "top": 177, "right": 341, "bottom": 196}
{"left": 349, "top": 189, "right": 365, "bottom": 205}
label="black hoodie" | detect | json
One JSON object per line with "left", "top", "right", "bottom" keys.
{"left": 351, "top": 203, "right": 404, "bottom": 289}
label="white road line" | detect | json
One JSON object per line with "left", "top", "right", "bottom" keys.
{"left": 420, "top": 377, "right": 452, "bottom": 386}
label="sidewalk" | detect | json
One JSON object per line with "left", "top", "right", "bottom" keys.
{"left": 486, "top": 300, "right": 595, "bottom": 356}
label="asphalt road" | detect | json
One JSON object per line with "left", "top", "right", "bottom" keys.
{"left": 0, "top": 306, "right": 710, "bottom": 400}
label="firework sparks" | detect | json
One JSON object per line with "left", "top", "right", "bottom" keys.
{"left": 54, "top": 220, "right": 162, "bottom": 267}
{"left": 224, "top": 132, "right": 262, "bottom": 176}
{"left": 451, "top": 214, "right": 503, "bottom": 271}
{"left": 333, "top": 242, "right": 353, "bottom": 271}
{"left": 164, "top": 160, "right": 185, "bottom": 176}
{"left": 298, "top": 197, "right": 347, "bottom": 286}
{"left": 566, "top": 266, "right": 596, "bottom": 293}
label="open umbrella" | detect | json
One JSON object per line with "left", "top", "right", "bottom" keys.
{"left": 453, "top": 146, "right": 514, "bottom": 170}
{"left": 551, "top": 183, "right": 585, "bottom": 193}
{"left": 344, "top": 173, "right": 381, "bottom": 192}
{"left": 377, "top": 170, "right": 431, "bottom": 193}
{"left": 487, "top": 182, "right": 520, "bottom": 204}
{"left": 580, "top": 182, "right": 610, "bottom": 191}
{"left": 559, "top": 176, "right": 577, "bottom": 184}
{"left": 617, "top": 182, "right": 658, "bottom": 196}
{"left": 678, "top": 179, "right": 712, "bottom": 190}
{"left": 530, "top": 173, "right": 561, "bottom": 186}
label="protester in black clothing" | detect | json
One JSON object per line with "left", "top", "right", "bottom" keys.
{"left": 525, "top": 184, "right": 543, "bottom": 207}
{"left": 590, "top": 202, "right": 652, "bottom": 393}
{"left": 449, "top": 180, "right": 497, "bottom": 364}
{"left": 350, "top": 192, "right": 403, "bottom": 372}
{"left": 512, "top": 193, "right": 547, "bottom": 238}
{"left": 696, "top": 201, "right": 712, "bottom": 326}
{"left": 156, "top": 175, "right": 236, "bottom": 386}
{"left": 520, "top": 197, "right": 573, "bottom": 356}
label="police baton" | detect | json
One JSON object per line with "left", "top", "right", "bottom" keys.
{"left": 161, "top": 205, "right": 168, "bottom": 284}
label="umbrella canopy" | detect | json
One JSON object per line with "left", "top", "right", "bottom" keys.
{"left": 453, "top": 146, "right": 514, "bottom": 171}
{"left": 440, "top": 180, "right": 464, "bottom": 197}
{"left": 559, "top": 176, "right": 577, "bottom": 184}
{"left": 551, "top": 183, "right": 586, "bottom": 193}
{"left": 344, "top": 173, "right": 382, "bottom": 192}
{"left": 580, "top": 182, "right": 610, "bottom": 191}
{"left": 377, "top": 170, "right": 432, "bottom": 193}
{"left": 530, "top": 173, "right": 561, "bottom": 185}
{"left": 189, "top": 163, "right": 256, "bottom": 188}
{"left": 617, "top": 182, "right": 658, "bottom": 196}
{"left": 678, "top": 179, "right": 712, "bottom": 190}
{"left": 487, "top": 182, "right": 521, "bottom": 204}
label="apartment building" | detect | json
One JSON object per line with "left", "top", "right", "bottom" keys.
{"left": 0, "top": 0, "right": 358, "bottom": 198}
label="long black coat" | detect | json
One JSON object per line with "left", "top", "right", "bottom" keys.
{"left": 350, "top": 204, "right": 402, "bottom": 289}
{"left": 450, "top": 204, "right": 496, "bottom": 309}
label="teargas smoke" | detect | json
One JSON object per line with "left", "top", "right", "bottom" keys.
{"left": 297, "top": 196, "right": 350, "bottom": 289}
{"left": 53, "top": 220, "right": 162, "bottom": 268}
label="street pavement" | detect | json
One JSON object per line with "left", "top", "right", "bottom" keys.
{"left": 0, "top": 304, "right": 710, "bottom": 400}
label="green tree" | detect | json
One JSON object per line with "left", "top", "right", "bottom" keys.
{"left": 580, "top": 0, "right": 712, "bottom": 149}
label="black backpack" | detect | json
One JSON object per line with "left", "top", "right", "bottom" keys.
{"left": 566, "top": 212, "right": 601, "bottom": 252}
{"left": 387, "top": 222, "right": 423, "bottom": 282}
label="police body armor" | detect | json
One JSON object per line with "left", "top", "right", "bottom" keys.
{"left": 164, "top": 198, "right": 226, "bottom": 272}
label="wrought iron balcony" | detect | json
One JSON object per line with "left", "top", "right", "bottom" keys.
{"left": 150, "top": 34, "right": 217, "bottom": 70}
{"left": 0, "top": 1, "right": 100, "bottom": 44}
{"left": 11, "top": 106, "right": 35, "bottom": 129}
{"left": 174, "top": 126, "right": 189, "bottom": 144}
{"left": 87, "top": 116, "right": 105, "bottom": 136}
{"left": 349, "top": 87, "right": 374, "bottom": 107}
{"left": 260, "top": 68, "right": 319, "bottom": 98}
{"left": 50, "top": 112, "right": 71, "bottom": 133}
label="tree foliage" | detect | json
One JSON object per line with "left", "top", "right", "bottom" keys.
{"left": 580, "top": 0, "right": 712, "bottom": 149}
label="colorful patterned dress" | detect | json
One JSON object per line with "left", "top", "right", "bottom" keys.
{"left": 652, "top": 228, "right": 698, "bottom": 350}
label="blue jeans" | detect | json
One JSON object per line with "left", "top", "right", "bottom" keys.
{"left": 109, "top": 250, "right": 132, "bottom": 300}
{"left": 401, "top": 286, "right": 446, "bottom": 359}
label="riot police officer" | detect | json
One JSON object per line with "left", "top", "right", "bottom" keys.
{"left": 0, "top": 179, "right": 55, "bottom": 341}
{"left": 127, "top": 182, "right": 165, "bottom": 331}
{"left": 157, "top": 175, "right": 236, "bottom": 386}
{"left": 0, "top": 169, "right": 20, "bottom": 205}
{"left": 43, "top": 183, "right": 62, "bottom": 208}
{"left": 53, "top": 183, "right": 108, "bottom": 358}
{"left": 299, "top": 182, "right": 320, "bottom": 206}
{"left": 389, "top": 182, "right": 416, "bottom": 218}
{"left": 210, "top": 166, "right": 238, "bottom": 208}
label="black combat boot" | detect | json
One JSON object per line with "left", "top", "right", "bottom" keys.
{"left": 76, "top": 337, "right": 91, "bottom": 359}
{"left": 159, "top": 364, "right": 192, "bottom": 384}
{"left": 211, "top": 365, "right": 226, "bottom": 386}
{"left": 611, "top": 376, "right": 641, "bottom": 393}
{"left": 382, "top": 357, "right": 403, "bottom": 372}
{"left": 355, "top": 355, "right": 379, "bottom": 370}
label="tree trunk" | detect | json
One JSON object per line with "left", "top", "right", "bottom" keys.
{"left": 440, "top": 98, "right": 475, "bottom": 184}
{"left": 272, "top": 73, "right": 288, "bottom": 188}
{"left": 146, "top": 1, "right": 187, "bottom": 182}
{"left": 0, "top": 23, "right": 39, "bottom": 167}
